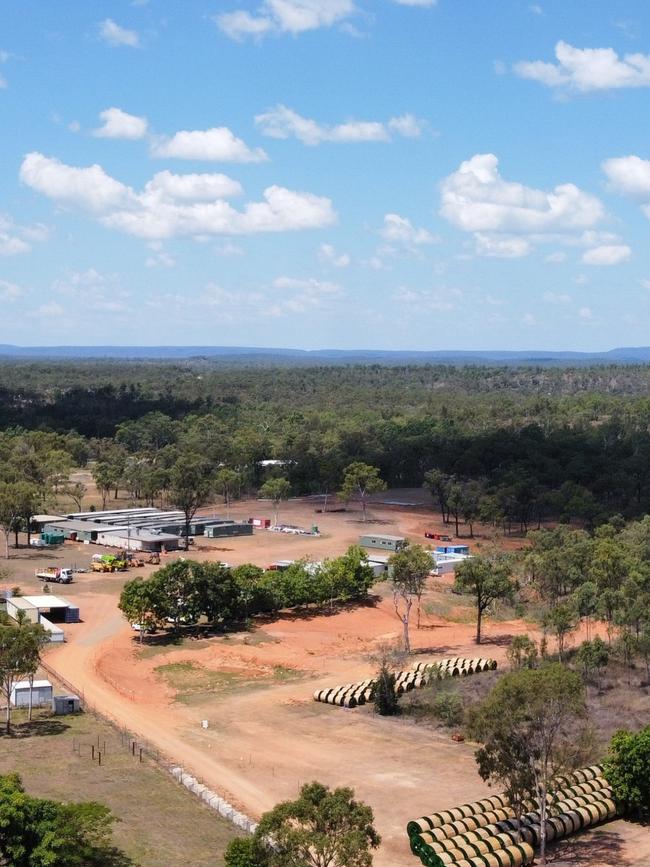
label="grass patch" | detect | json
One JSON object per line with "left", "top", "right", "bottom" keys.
{"left": 0, "top": 709, "right": 238, "bottom": 866}
{"left": 155, "top": 660, "right": 303, "bottom": 703}
{"left": 424, "top": 590, "right": 475, "bottom": 624}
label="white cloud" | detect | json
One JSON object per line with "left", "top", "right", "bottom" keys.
{"left": 20, "top": 152, "right": 135, "bottom": 213}
{"left": 145, "top": 243, "right": 176, "bottom": 268}
{"left": 144, "top": 170, "right": 243, "bottom": 200}
{"left": 578, "top": 306, "right": 593, "bottom": 320}
{"left": 217, "top": 0, "right": 355, "bottom": 40}
{"left": 151, "top": 127, "right": 267, "bottom": 162}
{"left": 0, "top": 73, "right": 6, "bottom": 90}
{"left": 93, "top": 107, "right": 149, "bottom": 140}
{"left": 440, "top": 154, "right": 604, "bottom": 258}
{"left": 391, "top": 0, "right": 437, "bottom": 6}
{"left": 99, "top": 18, "right": 140, "bottom": 47}
{"left": 602, "top": 155, "right": 650, "bottom": 200}
{"left": 543, "top": 291, "right": 571, "bottom": 304}
{"left": 0, "top": 213, "right": 50, "bottom": 256}
{"left": 393, "top": 285, "right": 457, "bottom": 312}
{"left": 0, "top": 279, "right": 24, "bottom": 301}
{"left": 515, "top": 41, "right": 650, "bottom": 92}
{"left": 474, "top": 233, "right": 531, "bottom": 258}
{"left": 151, "top": 276, "right": 344, "bottom": 322}
{"left": 255, "top": 104, "right": 423, "bottom": 145}
{"left": 33, "top": 302, "right": 65, "bottom": 318}
{"left": 380, "top": 213, "right": 436, "bottom": 245}
{"left": 319, "top": 243, "right": 350, "bottom": 267}
{"left": 522, "top": 313, "right": 536, "bottom": 326}
{"left": 214, "top": 241, "right": 244, "bottom": 256}
{"left": 545, "top": 251, "right": 567, "bottom": 263}
{"left": 52, "top": 269, "right": 131, "bottom": 313}
{"left": 20, "top": 152, "right": 336, "bottom": 240}
{"left": 441, "top": 154, "right": 603, "bottom": 234}
{"left": 582, "top": 244, "right": 631, "bottom": 266}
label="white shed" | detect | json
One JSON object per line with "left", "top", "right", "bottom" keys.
{"left": 11, "top": 679, "right": 53, "bottom": 707}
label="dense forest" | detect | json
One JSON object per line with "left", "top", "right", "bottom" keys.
{"left": 4, "top": 361, "right": 650, "bottom": 528}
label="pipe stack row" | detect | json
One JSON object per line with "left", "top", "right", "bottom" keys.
{"left": 414, "top": 658, "right": 497, "bottom": 677}
{"left": 313, "top": 657, "right": 497, "bottom": 709}
{"left": 408, "top": 765, "right": 620, "bottom": 867}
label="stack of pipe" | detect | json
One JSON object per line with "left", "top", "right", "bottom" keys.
{"left": 408, "top": 765, "right": 620, "bottom": 867}
{"left": 414, "top": 658, "right": 497, "bottom": 677}
{"left": 313, "top": 658, "right": 497, "bottom": 708}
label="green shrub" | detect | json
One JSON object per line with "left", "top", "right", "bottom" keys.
{"left": 432, "top": 691, "right": 464, "bottom": 727}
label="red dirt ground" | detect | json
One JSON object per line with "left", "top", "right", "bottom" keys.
{"left": 12, "top": 495, "right": 645, "bottom": 866}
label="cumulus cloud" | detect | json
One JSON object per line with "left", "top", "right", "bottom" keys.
{"left": 20, "top": 152, "right": 135, "bottom": 213}
{"left": 543, "top": 291, "right": 571, "bottom": 304}
{"left": 514, "top": 41, "right": 650, "bottom": 92}
{"left": 144, "top": 170, "right": 243, "bottom": 200}
{"left": 380, "top": 213, "right": 436, "bottom": 245}
{"left": 255, "top": 104, "right": 423, "bottom": 145}
{"left": 0, "top": 213, "right": 50, "bottom": 256}
{"left": 20, "top": 152, "right": 336, "bottom": 240}
{"left": 52, "top": 269, "right": 131, "bottom": 313}
{"left": 0, "top": 279, "right": 25, "bottom": 301}
{"left": 93, "top": 107, "right": 149, "bottom": 140}
{"left": 149, "top": 276, "right": 344, "bottom": 322}
{"left": 217, "top": 0, "right": 355, "bottom": 40}
{"left": 441, "top": 154, "right": 603, "bottom": 233}
{"left": 393, "top": 285, "right": 458, "bottom": 312}
{"left": 319, "top": 243, "right": 350, "bottom": 267}
{"left": 391, "top": 0, "right": 437, "bottom": 5}
{"left": 582, "top": 244, "right": 631, "bottom": 266}
{"left": 603, "top": 154, "right": 650, "bottom": 202}
{"left": 474, "top": 234, "right": 531, "bottom": 258}
{"left": 440, "top": 153, "right": 605, "bottom": 258}
{"left": 99, "top": 18, "right": 140, "bottom": 47}
{"left": 151, "top": 127, "right": 267, "bottom": 162}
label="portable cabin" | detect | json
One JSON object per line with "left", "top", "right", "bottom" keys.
{"left": 435, "top": 544, "right": 470, "bottom": 556}
{"left": 52, "top": 694, "right": 81, "bottom": 715}
{"left": 205, "top": 522, "right": 253, "bottom": 539}
{"left": 359, "top": 534, "right": 407, "bottom": 552}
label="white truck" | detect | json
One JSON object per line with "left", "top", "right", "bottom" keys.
{"left": 35, "top": 567, "right": 73, "bottom": 584}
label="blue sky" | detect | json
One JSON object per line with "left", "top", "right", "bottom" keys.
{"left": 2, "top": 0, "right": 650, "bottom": 350}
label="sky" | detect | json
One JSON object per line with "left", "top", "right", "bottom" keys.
{"left": 2, "top": 1, "right": 650, "bottom": 350}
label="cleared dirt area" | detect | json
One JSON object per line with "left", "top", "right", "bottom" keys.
{"left": 3, "top": 495, "right": 649, "bottom": 866}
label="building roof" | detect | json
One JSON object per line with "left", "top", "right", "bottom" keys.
{"left": 13, "top": 680, "right": 52, "bottom": 690}
{"left": 33, "top": 514, "right": 66, "bottom": 523}
{"left": 360, "top": 534, "right": 406, "bottom": 542}
{"left": 45, "top": 519, "right": 125, "bottom": 533}
{"left": 99, "top": 529, "right": 180, "bottom": 543}
{"left": 11, "top": 595, "right": 74, "bottom": 609}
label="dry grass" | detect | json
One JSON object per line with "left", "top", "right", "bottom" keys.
{"left": 0, "top": 709, "right": 239, "bottom": 866}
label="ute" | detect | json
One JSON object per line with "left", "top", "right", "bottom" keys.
{"left": 35, "top": 567, "right": 73, "bottom": 584}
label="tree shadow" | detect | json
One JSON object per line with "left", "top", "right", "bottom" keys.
{"left": 260, "top": 595, "right": 383, "bottom": 623}
{"left": 92, "top": 846, "right": 136, "bottom": 866}
{"left": 0, "top": 718, "right": 71, "bottom": 739}
{"left": 546, "top": 828, "right": 627, "bottom": 864}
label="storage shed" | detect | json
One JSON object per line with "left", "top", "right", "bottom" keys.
{"left": 359, "top": 534, "right": 407, "bottom": 552}
{"left": 95, "top": 528, "right": 181, "bottom": 552}
{"left": 43, "top": 519, "right": 123, "bottom": 543}
{"left": 11, "top": 680, "right": 53, "bottom": 707}
{"left": 6, "top": 595, "right": 79, "bottom": 642}
{"left": 205, "top": 521, "right": 253, "bottom": 539}
{"left": 53, "top": 694, "right": 81, "bottom": 715}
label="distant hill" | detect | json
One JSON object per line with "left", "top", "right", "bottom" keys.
{"left": 1, "top": 344, "right": 650, "bottom": 366}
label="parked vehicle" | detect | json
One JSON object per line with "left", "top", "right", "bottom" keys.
{"left": 30, "top": 538, "right": 48, "bottom": 548}
{"left": 424, "top": 532, "right": 452, "bottom": 541}
{"left": 35, "top": 567, "right": 73, "bottom": 584}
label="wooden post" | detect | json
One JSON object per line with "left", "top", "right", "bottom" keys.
{"left": 139, "top": 747, "right": 143, "bottom": 763}
{"left": 92, "top": 745, "right": 95, "bottom": 760}
{"left": 98, "top": 751, "right": 101, "bottom": 766}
